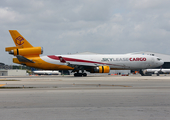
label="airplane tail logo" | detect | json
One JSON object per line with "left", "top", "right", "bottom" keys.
{"left": 9, "top": 30, "right": 33, "bottom": 48}
{"left": 15, "top": 36, "right": 24, "bottom": 46}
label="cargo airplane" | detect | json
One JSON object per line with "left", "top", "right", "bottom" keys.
{"left": 5, "top": 30, "right": 164, "bottom": 76}
{"left": 143, "top": 69, "right": 170, "bottom": 76}
{"left": 33, "top": 70, "right": 61, "bottom": 75}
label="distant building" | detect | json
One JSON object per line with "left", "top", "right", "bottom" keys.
{"left": 0, "top": 63, "right": 27, "bottom": 76}
{"left": 0, "top": 69, "right": 27, "bottom": 76}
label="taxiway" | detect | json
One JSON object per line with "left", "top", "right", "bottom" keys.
{"left": 0, "top": 75, "right": 170, "bottom": 120}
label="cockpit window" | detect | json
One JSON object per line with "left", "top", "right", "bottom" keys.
{"left": 157, "top": 58, "right": 161, "bottom": 61}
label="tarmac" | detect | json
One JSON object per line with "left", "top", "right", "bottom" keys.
{"left": 0, "top": 74, "right": 170, "bottom": 120}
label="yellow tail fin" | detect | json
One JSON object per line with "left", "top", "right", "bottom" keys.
{"left": 9, "top": 30, "right": 33, "bottom": 48}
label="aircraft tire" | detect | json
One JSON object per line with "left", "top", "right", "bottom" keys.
{"left": 83, "top": 73, "right": 87, "bottom": 77}
{"left": 74, "top": 73, "right": 83, "bottom": 77}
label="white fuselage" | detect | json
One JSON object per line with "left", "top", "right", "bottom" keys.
{"left": 40, "top": 54, "right": 164, "bottom": 70}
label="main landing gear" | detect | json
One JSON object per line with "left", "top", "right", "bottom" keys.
{"left": 73, "top": 69, "right": 87, "bottom": 77}
{"left": 74, "top": 73, "right": 87, "bottom": 77}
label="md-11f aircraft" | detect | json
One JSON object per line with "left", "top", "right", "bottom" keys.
{"left": 5, "top": 30, "right": 164, "bottom": 77}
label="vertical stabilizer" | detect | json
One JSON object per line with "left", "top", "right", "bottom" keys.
{"left": 9, "top": 30, "right": 33, "bottom": 48}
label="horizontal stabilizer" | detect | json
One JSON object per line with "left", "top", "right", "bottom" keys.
{"left": 16, "top": 55, "right": 34, "bottom": 63}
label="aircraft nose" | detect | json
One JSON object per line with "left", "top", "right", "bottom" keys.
{"left": 155, "top": 57, "right": 164, "bottom": 67}
{"left": 160, "top": 60, "right": 164, "bottom": 66}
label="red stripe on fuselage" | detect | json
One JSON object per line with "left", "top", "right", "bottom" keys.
{"left": 47, "top": 55, "right": 123, "bottom": 67}
{"left": 48, "top": 55, "right": 60, "bottom": 60}
{"left": 48, "top": 55, "right": 105, "bottom": 64}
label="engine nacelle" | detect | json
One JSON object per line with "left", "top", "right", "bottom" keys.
{"left": 91, "top": 66, "right": 110, "bottom": 73}
{"left": 9, "top": 47, "right": 43, "bottom": 56}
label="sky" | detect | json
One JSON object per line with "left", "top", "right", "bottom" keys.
{"left": 1, "top": 0, "right": 170, "bottom": 65}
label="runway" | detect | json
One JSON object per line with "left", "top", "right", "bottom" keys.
{"left": 0, "top": 75, "right": 170, "bottom": 120}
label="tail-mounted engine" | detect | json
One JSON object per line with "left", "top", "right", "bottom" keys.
{"left": 6, "top": 47, "right": 43, "bottom": 56}
{"left": 90, "top": 66, "right": 110, "bottom": 73}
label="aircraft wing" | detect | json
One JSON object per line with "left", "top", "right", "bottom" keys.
{"left": 58, "top": 56, "right": 104, "bottom": 67}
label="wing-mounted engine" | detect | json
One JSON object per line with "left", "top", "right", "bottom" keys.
{"left": 6, "top": 46, "right": 43, "bottom": 56}
{"left": 90, "top": 66, "right": 110, "bottom": 73}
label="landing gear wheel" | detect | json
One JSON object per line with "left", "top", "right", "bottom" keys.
{"left": 83, "top": 73, "right": 87, "bottom": 77}
{"left": 74, "top": 73, "right": 87, "bottom": 77}
{"left": 74, "top": 73, "right": 82, "bottom": 77}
